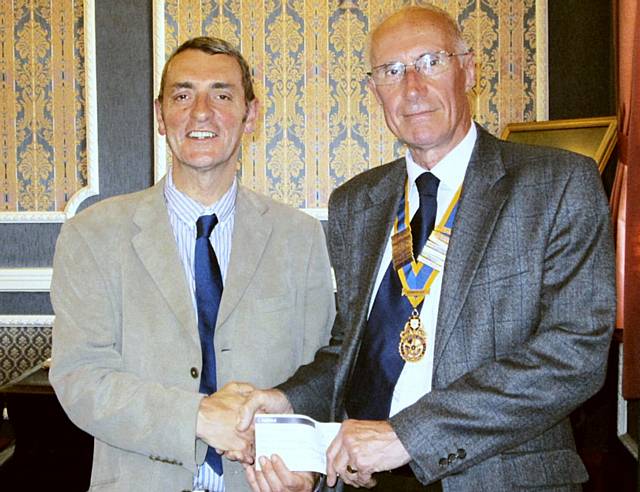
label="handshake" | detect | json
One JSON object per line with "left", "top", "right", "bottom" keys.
{"left": 195, "top": 382, "right": 411, "bottom": 491}
{"left": 195, "top": 382, "right": 316, "bottom": 491}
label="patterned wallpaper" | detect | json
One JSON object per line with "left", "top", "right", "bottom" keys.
{"left": 0, "top": 0, "right": 88, "bottom": 215}
{"left": 159, "top": 0, "right": 542, "bottom": 209}
{"left": 0, "top": 319, "right": 52, "bottom": 388}
{"left": 0, "top": 1, "right": 542, "bottom": 215}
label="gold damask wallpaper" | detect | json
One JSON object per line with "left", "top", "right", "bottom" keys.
{"left": 160, "top": 0, "right": 540, "bottom": 209}
{"left": 0, "top": 0, "right": 87, "bottom": 214}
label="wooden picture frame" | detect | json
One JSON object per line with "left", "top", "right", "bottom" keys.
{"left": 501, "top": 116, "right": 617, "bottom": 174}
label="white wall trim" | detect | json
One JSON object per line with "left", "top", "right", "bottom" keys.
{"left": 153, "top": 0, "right": 167, "bottom": 183}
{"left": 0, "top": 315, "right": 54, "bottom": 326}
{"left": 0, "top": 0, "right": 99, "bottom": 224}
{"left": 0, "top": 268, "right": 52, "bottom": 292}
{"left": 301, "top": 208, "right": 328, "bottom": 221}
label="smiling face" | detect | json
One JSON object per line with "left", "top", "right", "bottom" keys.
{"left": 155, "top": 49, "right": 258, "bottom": 179}
{"left": 369, "top": 8, "right": 475, "bottom": 168}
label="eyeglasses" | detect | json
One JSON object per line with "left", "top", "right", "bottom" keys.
{"left": 368, "top": 50, "right": 471, "bottom": 86}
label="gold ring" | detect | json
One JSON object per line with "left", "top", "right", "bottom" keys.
{"left": 346, "top": 464, "right": 358, "bottom": 474}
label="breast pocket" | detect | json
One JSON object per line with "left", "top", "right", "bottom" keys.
{"left": 471, "top": 253, "right": 531, "bottom": 287}
{"left": 253, "top": 293, "right": 293, "bottom": 313}
{"left": 227, "top": 291, "right": 299, "bottom": 384}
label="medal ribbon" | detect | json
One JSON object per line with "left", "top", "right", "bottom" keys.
{"left": 392, "top": 178, "right": 461, "bottom": 308}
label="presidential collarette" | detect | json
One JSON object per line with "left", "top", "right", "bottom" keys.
{"left": 392, "top": 177, "right": 461, "bottom": 362}
{"left": 345, "top": 172, "right": 440, "bottom": 420}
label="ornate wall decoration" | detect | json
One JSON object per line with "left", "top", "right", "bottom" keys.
{"left": 155, "top": 0, "right": 546, "bottom": 210}
{"left": 0, "top": 0, "right": 98, "bottom": 223}
{"left": 0, "top": 316, "right": 53, "bottom": 388}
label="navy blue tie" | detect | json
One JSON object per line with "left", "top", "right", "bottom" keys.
{"left": 195, "top": 214, "right": 224, "bottom": 474}
{"left": 345, "top": 173, "right": 439, "bottom": 420}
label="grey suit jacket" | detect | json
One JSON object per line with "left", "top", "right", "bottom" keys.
{"left": 280, "top": 126, "right": 615, "bottom": 491}
{"left": 49, "top": 179, "right": 335, "bottom": 491}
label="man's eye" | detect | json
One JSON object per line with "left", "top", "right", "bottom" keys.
{"left": 417, "top": 55, "right": 445, "bottom": 73}
{"left": 384, "top": 65, "right": 403, "bottom": 77}
{"left": 173, "top": 93, "right": 189, "bottom": 101}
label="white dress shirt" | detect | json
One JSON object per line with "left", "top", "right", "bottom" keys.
{"left": 365, "top": 124, "right": 477, "bottom": 417}
{"left": 164, "top": 167, "right": 237, "bottom": 492}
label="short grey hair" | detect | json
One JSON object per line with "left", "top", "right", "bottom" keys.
{"left": 157, "top": 36, "right": 256, "bottom": 105}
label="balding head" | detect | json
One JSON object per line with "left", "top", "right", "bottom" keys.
{"left": 365, "top": 4, "right": 475, "bottom": 168}
{"left": 369, "top": 5, "right": 468, "bottom": 66}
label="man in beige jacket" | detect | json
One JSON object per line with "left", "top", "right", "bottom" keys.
{"left": 49, "top": 37, "right": 335, "bottom": 492}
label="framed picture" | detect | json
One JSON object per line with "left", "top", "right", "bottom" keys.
{"left": 500, "top": 116, "right": 618, "bottom": 174}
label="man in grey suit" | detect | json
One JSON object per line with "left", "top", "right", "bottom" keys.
{"left": 49, "top": 37, "right": 334, "bottom": 491}
{"left": 240, "top": 5, "right": 615, "bottom": 492}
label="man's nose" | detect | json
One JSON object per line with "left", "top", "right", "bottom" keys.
{"left": 402, "top": 66, "right": 429, "bottom": 97}
{"left": 191, "top": 93, "right": 213, "bottom": 120}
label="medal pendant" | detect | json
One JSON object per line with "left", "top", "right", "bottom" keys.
{"left": 398, "top": 310, "right": 427, "bottom": 362}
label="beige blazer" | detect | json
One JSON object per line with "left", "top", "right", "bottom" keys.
{"left": 49, "top": 179, "right": 335, "bottom": 491}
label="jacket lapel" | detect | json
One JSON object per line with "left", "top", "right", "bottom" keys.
{"left": 215, "top": 186, "right": 271, "bottom": 330}
{"left": 356, "top": 161, "right": 407, "bottom": 308}
{"left": 131, "top": 179, "right": 198, "bottom": 343}
{"left": 433, "top": 127, "right": 511, "bottom": 370}
{"left": 336, "top": 161, "right": 407, "bottom": 396}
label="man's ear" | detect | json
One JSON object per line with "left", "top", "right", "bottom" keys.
{"left": 154, "top": 99, "right": 166, "bottom": 136}
{"left": 368, "top": 78, "right": 384, "bottom": 106}
{"left": 463, "top": 52, "right": 476, "bottom": 93}
{"left": 243, "top": 98, "right": 260, "bottom": 134}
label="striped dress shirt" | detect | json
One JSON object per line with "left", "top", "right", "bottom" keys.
{"left": 164, "top": 167, "right": 237, "bottom": 492}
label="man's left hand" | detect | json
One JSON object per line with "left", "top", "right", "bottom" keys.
{"left": 244, "top": 454, "right": 316, "bottom": 492}
{"left": 326, "top": 419, "right": 410, "bottom": 488}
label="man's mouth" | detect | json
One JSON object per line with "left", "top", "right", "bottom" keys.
{"left": 404, "top": 108, "right": 435, "bottom": 118}
{"left": 188, "top": 130, "right": 217, "bottom": 140}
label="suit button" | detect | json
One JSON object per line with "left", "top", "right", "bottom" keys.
{"left": 438, "top": 458, "right": 448, "bottom": 468}
{"left": 190, "top": 367, "right": 199, "bottom": 378}
{"left": 457, "top": 448, "right": 467, "bottom": 459}
{"left": 447, "top": 453, "right": 456, "bottom": 464}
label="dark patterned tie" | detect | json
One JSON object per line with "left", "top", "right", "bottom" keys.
{"left": 345, "top": 173, "right": 440, "bottom": 420}
{"left": 195, "top": 214, "right": 224, "bottom": 474}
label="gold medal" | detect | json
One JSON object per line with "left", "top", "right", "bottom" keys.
{"left": 398, "top": 310, "right": 427, "bottom": 362}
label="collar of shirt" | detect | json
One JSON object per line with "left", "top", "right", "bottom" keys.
{"left": 405, "top": 122, "right": 477, "bottom": 194}
{"left": 163, "top": 166, "right": 237, "bottom": 231}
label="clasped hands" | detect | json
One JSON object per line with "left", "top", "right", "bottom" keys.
{"left": 200, "top": 385, "right": 411, "bottom": 491}
{"left": 196, "top": 383, "right": 313, "bottom": 491}
{"left": 195, "top": 382, "right": 257, "bottom": 463}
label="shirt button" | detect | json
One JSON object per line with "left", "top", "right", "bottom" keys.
{"left": 190, "top": 367, "right": 199, "bottom": 378}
